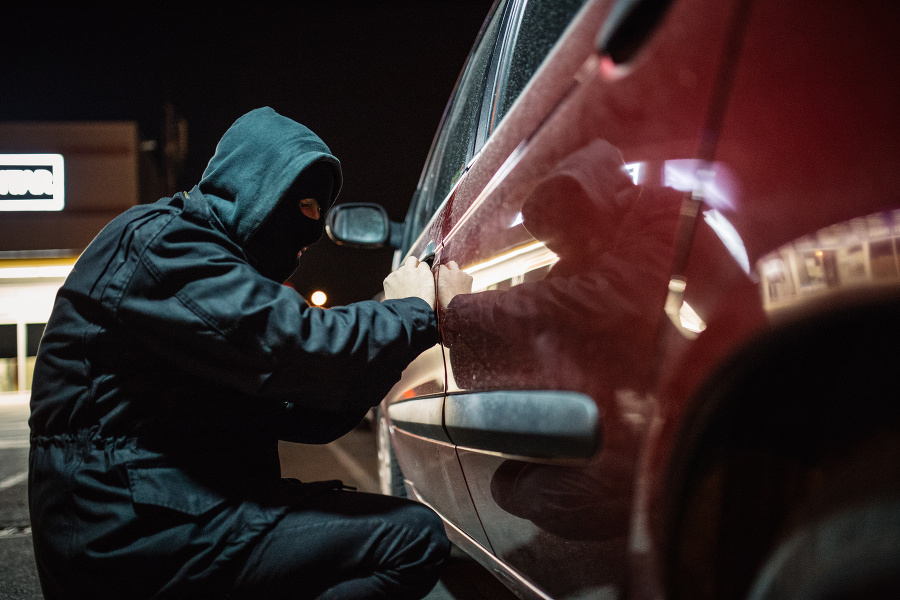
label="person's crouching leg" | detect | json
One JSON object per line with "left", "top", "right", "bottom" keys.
{"left": 230, "top": 490, "right": 450, "bottom": 600}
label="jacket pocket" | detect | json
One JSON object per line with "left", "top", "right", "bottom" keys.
{"left": 127, "top": 464, "right": 229, "bottom": 516}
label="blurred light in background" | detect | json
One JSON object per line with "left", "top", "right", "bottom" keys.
{"left": 0, "top": 265, "right": 74, "bottom": 279}
{"left": 310, "top": 290, "right": 327, "bottom": 306}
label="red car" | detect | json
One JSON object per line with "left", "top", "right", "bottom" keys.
{"left": 327, "top": 0, "right": 900, "bottom": 598}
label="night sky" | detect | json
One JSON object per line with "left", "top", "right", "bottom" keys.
{"left": 2, "top": 3, "right": 494, "bottom": 305}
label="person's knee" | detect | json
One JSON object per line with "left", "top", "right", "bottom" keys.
{"left": 420, "top": 506, "right": 451, "bottom": 562}
{"left": 381, "top": 502, "right": 450, "bottom": 599}
{"left": 386, "top": 500, "right": 450, "bottom": 569}
{"left": 401, "top": 501, "right": 443, "bottom": 531}
{"left": 406, "top": 501, "right": 449, "bottom": 549}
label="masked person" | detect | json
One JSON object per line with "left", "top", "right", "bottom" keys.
{"left": 28, "top": 107, "right": 469, "bottom": 600}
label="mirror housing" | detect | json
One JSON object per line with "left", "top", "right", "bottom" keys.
{"left": 325, "top": 203, "right": 402, "bottom": 249}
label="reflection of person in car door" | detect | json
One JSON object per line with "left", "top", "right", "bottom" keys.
{"left": 441, "top": 138, "right": 682, "bottom": 540}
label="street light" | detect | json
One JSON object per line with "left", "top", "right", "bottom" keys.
{"left": 310, "top": 291, "right": 327, "bottom": 307}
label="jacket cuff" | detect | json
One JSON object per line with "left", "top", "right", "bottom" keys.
{"left": 381, "top": 296, "right": 440, "bottom": 353}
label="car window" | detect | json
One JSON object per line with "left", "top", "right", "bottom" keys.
{"left": 433, "top": 2, "right": 507, "bottom": 206}
{"left": 403, "top": 0, "right": 508, "bottom": 253}
{"left": 493, "top": 0, "right": 589, "bottom": 129}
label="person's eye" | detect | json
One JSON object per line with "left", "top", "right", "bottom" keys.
{"left": 299, "top": 198, "right": 321, "bottom": 220}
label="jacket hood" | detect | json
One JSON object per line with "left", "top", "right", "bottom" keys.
{"left": 198, "top": 107, "right": 343, "bottom": 249}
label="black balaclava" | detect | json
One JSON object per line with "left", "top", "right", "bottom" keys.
{"left": 244, "top": 161, "right": 334, "bottom": 283}
{"left": 197, "top": 107, "right": 342, "bottom": 283}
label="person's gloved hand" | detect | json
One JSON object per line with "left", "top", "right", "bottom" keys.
{"left": 383, "top": 256, "right": 436, "bottom": 309}
{"left": 437, "top": 261, "right": 473, "bottom": 310}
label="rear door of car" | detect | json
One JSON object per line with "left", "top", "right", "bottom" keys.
{"left": 435, "top": 0, "right": 748, "bottom": 596}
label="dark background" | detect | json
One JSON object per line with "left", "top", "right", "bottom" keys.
{"left": 1, "top": 3, "right": 494, "bottom": 305}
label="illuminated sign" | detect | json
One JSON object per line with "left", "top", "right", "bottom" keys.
{"left": 0, "top": 154, "right": 65, "bottom": 211}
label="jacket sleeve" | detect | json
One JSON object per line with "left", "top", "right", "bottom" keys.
{"left": 109, "top": 212, "right": 438, "bottom": 418}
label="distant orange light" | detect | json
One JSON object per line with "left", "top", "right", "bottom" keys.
{"left": 310, "top": 291, "right": 327, "bottom": 306}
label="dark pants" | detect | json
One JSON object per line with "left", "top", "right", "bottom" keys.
{"left": 229, "top": 489, "right": 450, "bottom": 599}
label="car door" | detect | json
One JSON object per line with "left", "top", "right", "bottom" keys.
{"left": 382, "top": 0, "right": 512, "bottom": 551}
{"left": 435, "top": 0, "right": 747, "bottom": 596}
{"left": 386, "top": 0, "right": 594, "bottom": 567}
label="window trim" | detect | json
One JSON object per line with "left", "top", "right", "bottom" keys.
{"left": 400, "top": 0, "right": 511, "bottom": 254}
{"left": 474, "top": 0, "right": 527, "bottom": 154}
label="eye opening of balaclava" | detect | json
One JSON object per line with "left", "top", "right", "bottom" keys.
{"left": 245, "top": 161, "right": 335, "bottom": 283}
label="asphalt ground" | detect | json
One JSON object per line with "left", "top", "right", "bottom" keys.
{"left": 0, "top": 396, "right": 41, "bottom": 600}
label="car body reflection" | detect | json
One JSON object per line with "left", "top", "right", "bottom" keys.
{"left": 759, "top": 210, "right": 900, "bottom": 313}
{"left": 441, "top": 138, "right": 684, "bottom": 595}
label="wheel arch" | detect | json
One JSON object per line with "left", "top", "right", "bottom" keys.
{"left": 661, "top": 289, "right": 900, "bottom": 600}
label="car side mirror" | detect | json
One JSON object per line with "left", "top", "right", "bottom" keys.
{"left": 325, "top": 203, "right": 403, "bottom": 249}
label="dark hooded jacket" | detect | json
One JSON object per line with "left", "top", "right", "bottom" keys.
{"left": 28, "top": 107, "right": 438, "bottom": 599}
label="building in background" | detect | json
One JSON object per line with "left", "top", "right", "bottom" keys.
{"left": 0, "top": 122, "right": 142, "bottom": 393}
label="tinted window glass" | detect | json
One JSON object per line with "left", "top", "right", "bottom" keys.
{"left": 494, "top": 0, "right": 588, "bottom": 126}
{"left": 433, "top": 2, "right": 506, "bottom": 201}
{"left": 404, "top": 0, "right": 508, "bottom": 251}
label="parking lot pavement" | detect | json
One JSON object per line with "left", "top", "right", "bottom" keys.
{"left": 1, "top": 400, "right": 515, "bottom": 599}
{"left": 0, "top": 395, "right": 42, "bottom": 600}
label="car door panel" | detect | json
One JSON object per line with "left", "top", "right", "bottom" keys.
{"left": 384, "top": 192, "right": 495, "bottom": 549}
{"left": 390, "top": 428, "right": 493, "bottom": 550}
{"left": 434, "top": 0, "right": 744, "bottom": 596}
{"left": 383, "top": 210, "right": 492, "bottom": 547}
{"left": 381, "top": 0, "right": 521, "bottom": 552}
